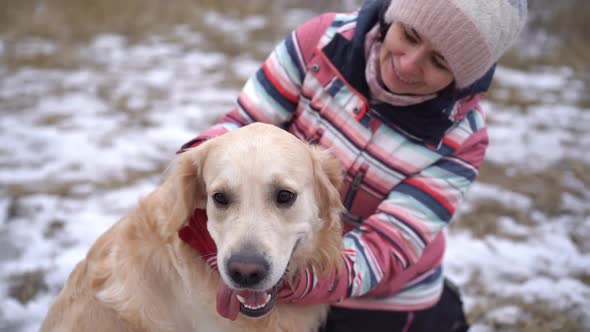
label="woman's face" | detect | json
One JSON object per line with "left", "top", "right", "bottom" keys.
{"left": 379, "top": 22, "right": 454, "bottom": 95}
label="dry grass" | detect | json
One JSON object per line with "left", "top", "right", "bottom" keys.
{"left": 0, "top": 0, "right": 297, "bottom": 70}
{"left": 454, "top": 157, "right": 590, "bottom": 330}
{"left": 469, "top": 297, "right": 586, "bottom": 332}
{"left": 0, "top": 0, "right": 279, "bottom": 42}
{"left": 454, "top": 159, "right": 590, "bottom": 257}
{"left": 465, "top": 272, "right": 587, "bottom": 332}
{"left": 8, "top": 270, "right": 48, "bottom": 305}
{"left": 453, "top": 200, "right": 535, "bottom": 240}
{"left": 477, "top": 160, "right": 588, "bottom": 217}
{"left": 43, "top": 219, "right": 66, "bottom": 239}
{"left": 501, "top": 0, "right": 590, "bottom": 108}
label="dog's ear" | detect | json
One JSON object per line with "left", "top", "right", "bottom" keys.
{"left": 159, "top": 144, "right": 209, "bottom": 238}
{"left": 308, "top": 145, "right": 344, "bottom": 275}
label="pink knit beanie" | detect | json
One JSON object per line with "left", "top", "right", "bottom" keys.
{"left": 384, "top": 0, "right": 528, "bottom": 88}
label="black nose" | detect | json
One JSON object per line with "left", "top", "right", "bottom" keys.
{"left": 226, "top": 254, "right": 269, "bottom": 287}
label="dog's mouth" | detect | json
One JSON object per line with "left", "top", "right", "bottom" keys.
{"left": 217, "top": 241, "right": 300, "bottom": 320}
{"left": 235, "top": 284, "right": 280, "bottom": 317}
{"left": 216, "top": 281, "right": 281, "bottom": 320}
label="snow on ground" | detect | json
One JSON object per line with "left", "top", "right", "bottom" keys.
{"left": 0, "top": 21, "right": 589, "bottom": 332}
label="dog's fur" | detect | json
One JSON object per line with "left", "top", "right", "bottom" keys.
{"left": 40, "top": 123, "right": 343, "bottom": 332}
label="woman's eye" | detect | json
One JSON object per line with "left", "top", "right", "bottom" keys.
{"left": 213, "top": 193, "right": 229, "bottom": 206}
{"left": 276, "top": 190, "right": 296, "bottom": 205}
{"left": 403, "top": 30, "right": 418, "bottom": 44}
{"left": 432, "top": 56, "right": 449, "bottom": 71}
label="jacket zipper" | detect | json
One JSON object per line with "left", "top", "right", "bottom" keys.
{"left": 307, "top": 128, "right": 325, "bottom": 145}
{"left": 343, "top": 163, "right": 368, "bottom": 210}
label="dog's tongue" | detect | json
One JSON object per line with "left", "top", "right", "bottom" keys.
{"left": 216, "top": 282, "right": 241, "bottom": 320}
{"left": 216, "top": 282, "right": 270, "bottom": 320}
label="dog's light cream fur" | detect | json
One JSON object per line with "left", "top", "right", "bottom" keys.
{"left": 40, "top": 123, "right": 343, "bottom": 332}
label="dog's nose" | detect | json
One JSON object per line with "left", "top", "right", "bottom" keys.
{"left": 227, "top": 254, "right": 269, "bottom": 287}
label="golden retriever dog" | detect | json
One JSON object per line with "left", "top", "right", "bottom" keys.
{"left": 40, "top": 123, "right": 343, "bottom": 332}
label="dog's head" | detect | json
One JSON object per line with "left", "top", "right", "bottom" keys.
{"left": 173, "top": 123, "right": 343, "bottom": 318}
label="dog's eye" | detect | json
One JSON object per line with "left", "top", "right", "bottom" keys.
{"left": 213, "top": 193, "right": 229, "bottom": 206}
{"left": 276, "top": 190, "right": 296, "bottom": 205}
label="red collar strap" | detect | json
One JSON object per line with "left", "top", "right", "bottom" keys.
{"left": 178, "top": 209, "right": 217, "bottom": 258}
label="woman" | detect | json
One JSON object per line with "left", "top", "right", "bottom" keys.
{"left": 178, "top": 0, "right": 528, "bottom": 331}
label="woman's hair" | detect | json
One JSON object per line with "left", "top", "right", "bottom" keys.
{"left": 377, "top": 0, "right": 392, "bottom": 41}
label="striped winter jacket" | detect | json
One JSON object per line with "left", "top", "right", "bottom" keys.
{"left": 181, "top": 1, "right": 491, "bottom": 311}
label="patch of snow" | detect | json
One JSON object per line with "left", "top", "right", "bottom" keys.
{"left": 487, "top": 305, "right": 523, "bottom": 325}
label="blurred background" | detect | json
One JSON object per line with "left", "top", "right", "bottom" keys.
{"left": 0, "top": 0, "right": 588, "bottom": 331}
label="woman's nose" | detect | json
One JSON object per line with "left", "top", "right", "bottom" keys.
{"left": 398, "top": 48, "right": 428, "bottom": 76}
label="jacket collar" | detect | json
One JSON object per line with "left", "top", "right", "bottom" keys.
{"left": 319, "top": 0, "right": 494, "bottom": 146}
